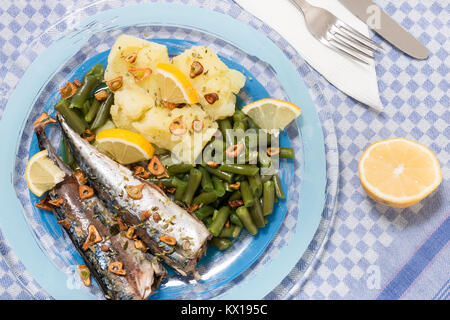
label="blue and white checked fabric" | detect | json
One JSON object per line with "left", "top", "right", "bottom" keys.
{"left": 0, "top": 0, "right": 448, "bottom": 300}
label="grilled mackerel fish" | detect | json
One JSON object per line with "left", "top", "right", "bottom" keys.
{"left": 34, "top": 113, "right": 167, "bottom": 300}
{"left": 57, "top": 113, "right": 211, "bottom": 276}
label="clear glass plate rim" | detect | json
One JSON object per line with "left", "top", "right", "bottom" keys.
{"left": 0, "top": 0, "right": 339, "bottom": 300}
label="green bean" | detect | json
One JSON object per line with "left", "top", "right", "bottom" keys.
{"left": 260, "top": 162, "right": 276, "bottom": 176}
{"left": 250, "top": 199, "right": 265, "bottom": 228}
{"left": 173, "top": 177, "right": 188, "bottom": 202}
{"left": 81, "top": 100, "right": 91, "bottom": 115}
{"left": 261, "top": 174, "right": 273, "bottom": 183}
{"left": 264, "top": 217, "right": 269, "bottom": 225}
{"left": 279, "top": 147, "right": 295, "bottom": 159}
{"left": 233, "top": 120, "right": 247, "bottom": 131}
{"left": 219, "top": 225, "right": 234, "bottom": 238}
{"left": 211, "top": 200, "right": 221, "bottom": 210}
{"left": 218, "top": 118, "right": 233, "bottom": 144}
{"left": 159, "top": 153, "right": 176, "bottom": 168}
{"left": 90, "top": 93, "right": 113, "bottom": 130}
{"left": 240, "top": 180, "right": 254, "bottom": 208}
{"left": 273, "top": 174, "right": 286, "bottom": 199}
{"left": 167, "top": 164, "right": 194, "bottom": 175}
{"left": 212, "top": 209, "right": 219, "bottom": 221}
{"left": 211, "top": 237, "right": 233, "bottom": 250}
{"left": 233, "top": 110, "right": 247, "bottom": 122}
{"left": 182, "top": 168, "right": 202, "bottom": 206}
{"left": 236, "top": 206, "right": 258, "bottom": 235}
{"left": 90, "top": 82, "right": 109, "bottom": 99}
{"left": 212, "top": 175, "right": 226, "bottom": 197}
{"left": 193, "top": 191, "right": 218, "bottom": 205}
{"left": 245, "top": 150, "right": 259, "bottom": 165}
{"left": 219, "top": 164, "right": 259, "bottom": 176}
{"left": 203, "top": 166, "right": 234, "bottom": 183}
{"left": 246, "top": 117, "right": 260, "bottom": 130}
{"left": 148, "top": 178, "right": 174, "bottom": 188}
{"left": 84, "top": 64, "right": 105, "bottom": 81}
{"left": 219, "top": 225, "right": 242, "bottom": 238}
{"left": 258, "top": 152, "right": 273, "bottom": 168}
{"left": 208, "top": 206, "right": 231, "bottom": 237}
{"left": 198, "top": 166, "right": 214, "bottom": 192}
{"left": 230, "top": 212, "right": 243, "bottom": 227}
{"left": 232, "top": 225, "right": 242, "bottom": 238}
{"left": 248, "top": 173, "right": 263, "bottom": 198}
{"left": 228, "top": 191, "right": 242, "bottom": 202}
{"left": 194, "top": 206, "right": 214, "bottom": 221}
{"left": 84, "top": 99, "right": 101, "bottom": 123}
{"left": 263, "top": 181, "right": 275, "bottom": 216}
{"left": 203, "top": 139, "right": 225, "bottom": 164}
{"left": 205, "top": 217, "right": 213, "bottom": 227}
{"left": 70, "top": 75, "right": 99, "bottom": 109}
{"left": 55, "top": 98, "right": 87, "bottom": 134}
{"left": 244, "top": 132, "right": 259, "bottom": 164}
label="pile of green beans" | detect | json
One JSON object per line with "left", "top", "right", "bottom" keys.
{"left": 157, "top": 109, "right": 294, "bottom": 251}
{"left": 55, "top": 64, "right": 113, "bottom": 136}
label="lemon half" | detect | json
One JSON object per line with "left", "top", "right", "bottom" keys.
{"left": 359, "top": 138, "right": 442, "bottom": 208}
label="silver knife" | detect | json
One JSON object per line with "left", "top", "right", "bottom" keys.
{"left": 339, "top": 0, "right": 429, "bottom": 59}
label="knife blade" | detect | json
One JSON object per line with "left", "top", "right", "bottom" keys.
{"left": 339, "top": 0, "right": 429, "bottom": 59}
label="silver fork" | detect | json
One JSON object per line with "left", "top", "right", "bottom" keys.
{"left": 289, "top": 0, "right": 383, "bottom": 64}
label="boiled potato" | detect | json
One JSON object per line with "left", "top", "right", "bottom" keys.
{"left": 133, "top": 105, "right": 218, "bottom": 163}
{"left": 110, "top": 86, "right": 155, "bottom": 131}
{"left": 104, "top": 34, "right": 169, "bottom": 97}
{"left": 107, "top": 35, "right": 168, "bottom": 131}
{"left": 171, "top": 46, "right": 246, "bottom": 120}
{"left": 106, "top": 37, "right": 246, "bottom": 163}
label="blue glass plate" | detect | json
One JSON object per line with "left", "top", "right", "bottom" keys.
{"left": 0, "top": 2, "right": 328, "bottom": 300}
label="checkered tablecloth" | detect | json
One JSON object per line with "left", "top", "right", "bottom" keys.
{"left": 0, "top": 0, "right": 448, "bottom": 300}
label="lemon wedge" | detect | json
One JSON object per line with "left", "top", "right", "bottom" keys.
{"left": 25, "top": 150, "right": 66, "bottom": 197}
{"left": 155, "top": 62, "right": 199, "bottom": 105}
{"left": 242, "top": 98, "right": 302, "bottom": 134}
{"left": 359, "top": 138, "right": 442, "bottom": 208}
{"left": 96, "top": 128, "right": 154, "bottom": 164}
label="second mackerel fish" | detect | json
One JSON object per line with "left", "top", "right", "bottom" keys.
{"left": 58, "top": 113, "right": 211, "bottom": 276}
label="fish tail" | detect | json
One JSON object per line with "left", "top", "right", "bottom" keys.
{"left": 33, "top": 111, "right": 71, "bottom": 175}
{"left": 33, "top": 111, "right": 56, "bottom": 132}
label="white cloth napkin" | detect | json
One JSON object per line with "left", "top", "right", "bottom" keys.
{"left": 234, "top": 0, "right": 383, "bottom": 111}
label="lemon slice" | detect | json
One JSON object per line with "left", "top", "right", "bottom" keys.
{"left": 359, "top": 138, "right": 442, "bottom": 208}
{"left": 242, "top": 98, "right": 302, "bottom": 134}
{"left": 155, "top": 62, "right": 199, "bottom": 105}
{"left": 25, "top": 150, "right": 66, "bottom": 197}
{"left": 96, "top": 128, "right": 154, "bottom": 164}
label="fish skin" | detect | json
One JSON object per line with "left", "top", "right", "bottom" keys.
{"left": 34, "top": 114, "right": 167, "bottom": 300}
{"left": 57, "top": 113, "right": 211, "bottom": 276}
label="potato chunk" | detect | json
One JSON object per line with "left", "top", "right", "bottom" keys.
{"left": 105, "top": 34, "right": 170, "bottom": 97}
{"left": 171, "top": 46, "right": 246, "bottom": 120}
{"left": 132, "top": 105, "right": 218, "bottom": 163}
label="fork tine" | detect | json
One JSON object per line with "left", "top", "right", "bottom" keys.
{"left": 334, "top": 29, "right": 382, "bottom": 55}
{"left": 336, "top": 21, "right": 384, "bottom": 51}
{"left": 320, "top": 39, "right": 370, "bottom": 65}
{"left": 329, "top": 33, "right": 375, "bottom": 60}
